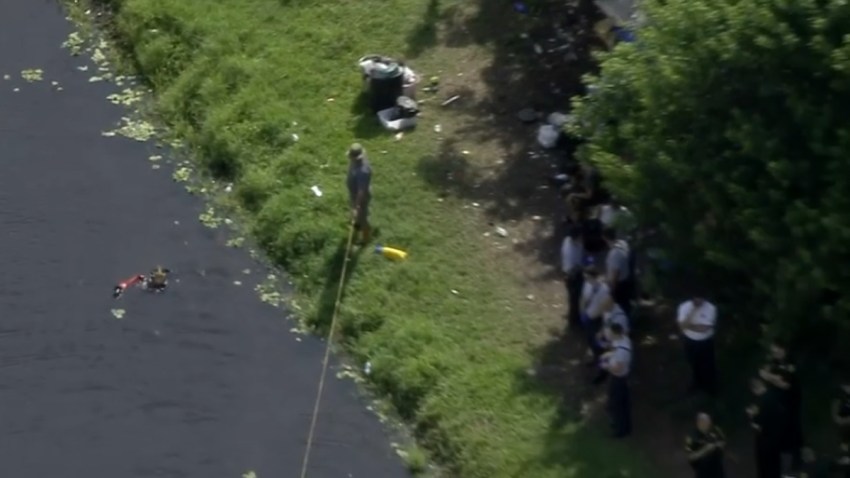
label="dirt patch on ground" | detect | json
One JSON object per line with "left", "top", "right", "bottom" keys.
{"left": 409, "top": 0, "right": 755, "bottom": 475}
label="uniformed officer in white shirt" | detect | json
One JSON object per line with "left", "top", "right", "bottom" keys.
{"left": 592, "top": 295, "right": 630, "bottom": 384}
{"left": 580, "top": 266, "right": 611, "bottom": 363}
{"left": 561, "top": 224, "right": 585, "bottom": 329}
{"left": 601, "top": 323, "right": 632, "bottom": 438}
{"left": 677, "top": 295, "right": 718, "bottom": 395}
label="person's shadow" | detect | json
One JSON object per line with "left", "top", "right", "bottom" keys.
{"left": 310, "top": 230, "right": 368, "bottom": 333}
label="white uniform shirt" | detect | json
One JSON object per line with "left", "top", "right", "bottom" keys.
{"left": 581, "top": 281, "right": 610, "bottom": 318}
{"left": 677, "top": 300, "right": 717, "bottom": 341}
{"left": 560, "top": 236, "right": 583, "bottom": 275}
{"left": 603, "top": 305, "right": 630, "bottom": 335}
{"left": 608, "top": 336, "right": 632, "bottom": 377}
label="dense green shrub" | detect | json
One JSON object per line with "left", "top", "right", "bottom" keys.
{"left": 573, "top": 0, "right": 850, "bottom": 350}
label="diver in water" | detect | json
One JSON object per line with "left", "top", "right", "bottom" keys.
{"left": 113, "top": 274, "right": 146, "bottom": 299}
{"left": 146, "top": 266, "right": 171, "bottom": 292}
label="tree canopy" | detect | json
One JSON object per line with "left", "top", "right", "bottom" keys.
{"left": 572, "top": 0, "right": 850, "bottom": 352}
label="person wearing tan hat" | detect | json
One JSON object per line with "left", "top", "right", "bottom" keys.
{"left": 347, "top": 143, "right": 372, "bottom": 244}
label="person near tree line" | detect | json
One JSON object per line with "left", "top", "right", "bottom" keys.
{"left": 685, "top": 412, "right": 726, "bottom": 478}
{"left": 748, "top": 376, "right": 786, "bottom": 478}
{"left": 560, "top": 223, "right": 585, "bottom": 329}
{"left": 677, "top": 293, "right": 718, "bottom": 395}
{"left": 346, "top": 143, "right": 373, "bottom": 245}
{"left": 602, "top": 227, "right": 634, "bottom": 318}
{"left": 760, "top": 341, "right": 804, "bottom": 473}
{"left": 833, "top": 377, "right": 850, "bottom": 448}
{"left": 580, "top": 265, "right": 611, "bottom": 366}
{"left": 592, "top": 294, "right": 630, "bottom": 385}
{"left": 600, "top": 322, "right": 632, "bottom": 438}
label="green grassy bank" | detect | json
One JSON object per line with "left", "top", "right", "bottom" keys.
{"left": 85, "top": 0, "right": 659, "bottom": 476}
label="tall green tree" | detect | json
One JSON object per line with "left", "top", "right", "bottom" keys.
{"left": 572, "top": 0, "right": 850, "bottom": 352}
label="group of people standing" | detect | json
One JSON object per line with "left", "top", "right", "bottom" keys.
{"left": 555, "top": 161, "right": 850, "bottom": 477}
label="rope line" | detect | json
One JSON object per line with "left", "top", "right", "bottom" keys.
{"left": 299, "top": 221, "right": 357, "bottom": 478}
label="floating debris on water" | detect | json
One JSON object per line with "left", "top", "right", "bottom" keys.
{"left": 110, "top": 308, "right": 126, "bottom": 319}
{"left": 107, "top": 88, "right": 144, "bottom": 106}
{"left": 2, "top": 74, "right": 10, "bottom": 80}
{"left": 103, "top": 117, "right": 156, "bottom": 141}
{"left": 172, "top": 167, "right": 191, "bottom": 182}
{"left": 148, "top": 155, "right": 162, "bottom": 162}
{"left": 233, "top": 280, "right": 242, "bottom": 286}
{"left": 242, "top": 472, "right": 257, "bottom": 478}
{"left": 77, "top": 65, "right": 89, "bottom": 72}
{"left": 21, "top": 69, "right": 43, "bottom": 82}
{"left": 198, "top": 207, "right": 223, "bottom": 229}
{"left": 226, "top": 237, "right": 245, "bottom": 248}
{"left": 101, "top": 131, "right": 116, "bottom": 137}
{"left": 89, "top": 76, "right": 104, "bottom": 83}
{"left": 151, "top": 164, "right": 161, "bottom": 170}
{"left": 62, "top": 32, "right": 84, "bottom": 56}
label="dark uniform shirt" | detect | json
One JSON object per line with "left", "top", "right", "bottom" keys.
{"left": 685, "top": 426, "right": 725, "bottom": 477}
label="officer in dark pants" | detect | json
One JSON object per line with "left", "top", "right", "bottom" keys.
{"left": 601, "top": 323, "right": 632, "bottom": 438}
{"left": 748, "top": 377, "right": 785, "bottom": 478}
{"left": 832, "top": 378, "right": 850, "bottom": 448}
{"left": 561, "top": 224, "right": 584, "bottom": 329}
{"left": 686, "top": 412, "right": 726, "bottom": 478}
{"left": 677, "top": 295, "right": 718, "bottom": 395}
{"left": 760, "top": 342, "right": 803, "bottom": 472}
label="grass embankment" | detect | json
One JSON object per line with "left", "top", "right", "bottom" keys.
{"left": 93, "top": 0, "right": 659, "bottom": 476}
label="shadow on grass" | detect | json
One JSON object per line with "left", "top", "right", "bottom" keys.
{"left": 405, "top": 0, "right": 442, "bottom": 59}
{"left": 350, "top": 91, "right": 390, "bottom": 142}
{"left": 311, "top": 234, "right": 365, "bottom": 332}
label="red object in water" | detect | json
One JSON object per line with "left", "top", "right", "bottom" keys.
{"left": 113, "top": 274, "right": 145, "bottom": 298}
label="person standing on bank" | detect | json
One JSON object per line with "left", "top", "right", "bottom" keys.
{"left": 603, "top": 227, "right": 633, "bottom": 318}
{"left": 832, "top": 377, "right": 850, "bottom": 448}
{"left": 600, "top": 323, "right": 632, "bottom": 438}
{"left": 580, "top": 266, "right": 611, "bottom": 364}
{"left": 685, "top": 412, "right": 726, "bottom": 478}
{"left": 677, "top": 294, "right": 718, "bottom": 395}
{"left": 760, "top": 341, "right": 804, "bottom": 472}
{"left": 748, "top": 377, "right": 785, "bottom": 478}
{"left": 347, "top": 143, "right": 373, "bottom": 245}
{"left": 561, "top": 224, "right": 585, "bottom": 329}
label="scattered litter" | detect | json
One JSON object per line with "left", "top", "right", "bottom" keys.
{"left": 326, "top": 97, "right": 335, "bottom": 102}
{"left": 526, "top": 294, "right": 535, "bottom": 301}
{"left": 472, "top": 202, "right": 480, "bottom": 207}
{"left": 378, "top": 95, "right": 419, "bottom": 131}
{"left": 441, "top": 95, "right": 461, "bottom": 106}
{"left": 364, "top": 361, "right": 372, "bottom": 375}
{"left": 101, "top": 131, "right": 116, "bottom": 137}
{"left": 434, "top": 124, "right": 442, "bottom": 133}
{"left": 233, "top": 280, "right": 242, "bottom": 286}
{"left": 242, "top": 269, "right": 251, "bottom": 275}
{"left": 394, "top": 132, "right": 404, "bottom": 140}
{"left": 89, "top": 76, "right": 104, "bottom": 83}
{"left": 151, "top": 164, "right": 161, "bottom": 170}
{"left": 225, "top": 183, "right": 233, "bottom": 193}
{"left": 291, "top": 133, "right": 299, "bottom": 142}
{"left": 2, "top": 74, "right": 10, "bottom": 80}
{"left": 12, "top": 88, "right": 19, "bottom": 93}
{"left": 242, "top": 472, "right": 257, "bottom": 478}
{"left": 451, "top": 289, "right": 459, "bottom": 295}
{"left": 462, "top": 150, "right": 470, "bottom": 155}
{"left": 110, "top": 308, "right": 126, "bottom": 319}
{"left": 21, "top": 69, "right": 43, "bottom": 82}
{"left": 310, "top": 185, "right": 323, "bottom": 197}
{"left": 77, "top": 65, "right": 89, "bottom": 72}
{"left": 148, "top": 155, "right": 162, "bottom": 162}
{"left": 51, "top": 81, "right": 59, "bottom": 86}
{"left": 495, "top": 226, "right": 508, "bottom": 237}
{"left": 56, "top": 87, "right": 63, "bottom": 91}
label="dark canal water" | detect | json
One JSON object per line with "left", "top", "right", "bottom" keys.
{"left": 0, "top": 1, "right": 409, "bottom": 476}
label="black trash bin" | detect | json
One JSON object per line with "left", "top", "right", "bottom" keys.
{"left": 368, "top": 69, "right": 404, "bottom": 114}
